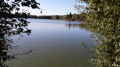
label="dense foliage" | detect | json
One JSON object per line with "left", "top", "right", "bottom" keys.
{"left": 0, "top": 0, "right": 40, "bottom": 67}
{"left": 76, "top": 0, "right": 120, "bottom": 67}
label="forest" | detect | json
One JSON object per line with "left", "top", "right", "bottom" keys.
{"left": 37, "top": 12, "right": 87, "bottom": 21}
{"left": 7, "top": 12, "right": 87, "bottom": 22}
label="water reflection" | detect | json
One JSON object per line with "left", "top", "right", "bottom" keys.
{"left": 0, "top": 18, "right": 31, "bottom": 67}
{"left": 3, "top": 18, "right": 119, "bottom": 67}
{"left": 7, "top": 19, "right": 94, "bottom": 67}
{"left": 66, "top": 24, "right": 91, "bottom": 31}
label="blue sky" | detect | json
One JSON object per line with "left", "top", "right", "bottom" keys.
{"left": 24, "top": 0, "right": 85, "bottom": 16}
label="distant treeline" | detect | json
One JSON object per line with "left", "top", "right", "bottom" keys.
{"left": 37, "top": 12, "right": 88, "bottom": 22}
{"left": 1, "top": 12, "right": 89, "bottom": 22}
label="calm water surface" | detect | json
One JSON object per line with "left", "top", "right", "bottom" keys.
{"left": 8, "top": 19, "right": 94, "bottom": 67}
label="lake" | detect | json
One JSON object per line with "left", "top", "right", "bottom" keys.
{"left": 7, "top": 19, "right": 94, "bottom": 67}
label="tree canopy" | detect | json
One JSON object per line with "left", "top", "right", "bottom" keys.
{"left": 0, "top": 0, "right": 40, "bottom": 67}
{"left": 76, "top": 0, "right": 120, "bottom": 67}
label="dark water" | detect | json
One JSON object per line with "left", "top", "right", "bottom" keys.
{"left": 7, "top": 19, "right": 94, "bottom": 67}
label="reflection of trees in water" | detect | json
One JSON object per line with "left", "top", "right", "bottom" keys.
{"left": 66, "top": 24, "right": 91, "bottom": 31}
